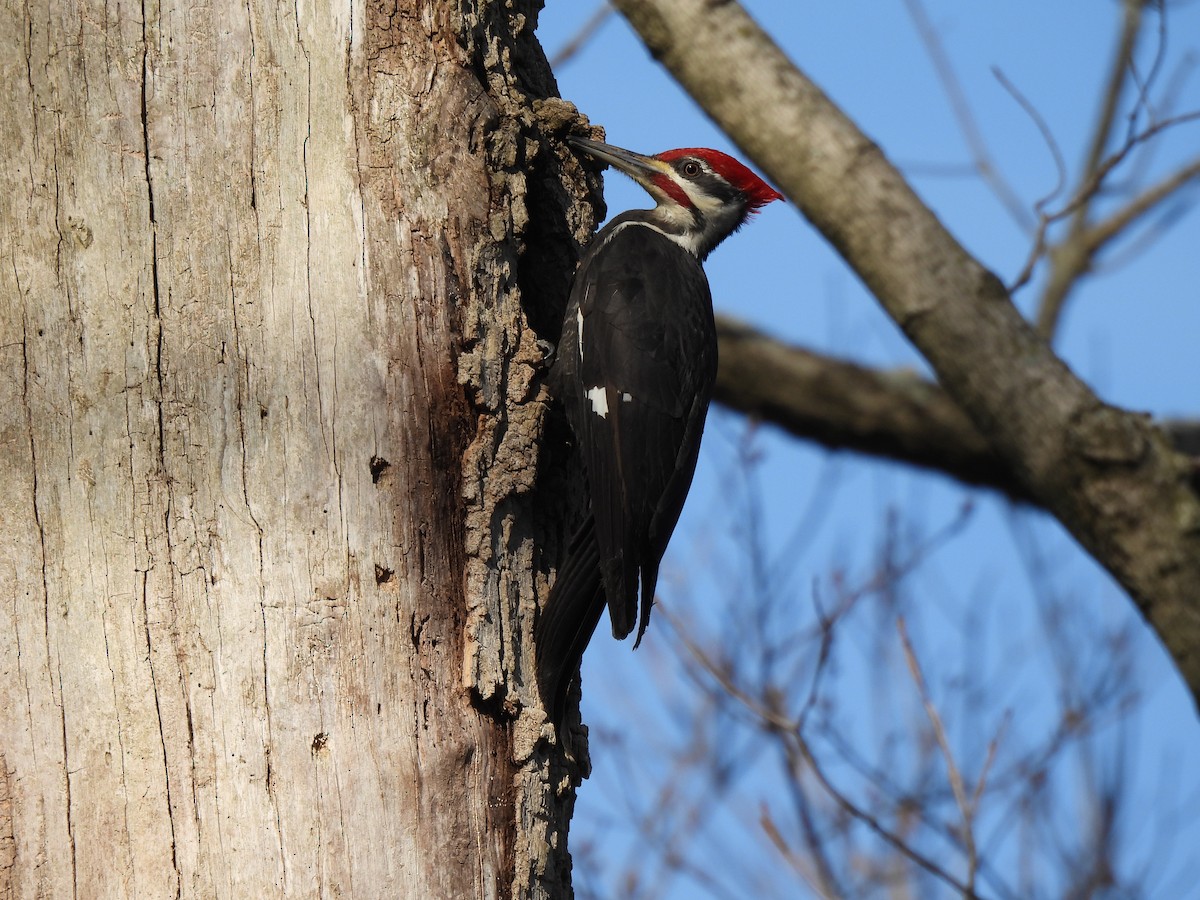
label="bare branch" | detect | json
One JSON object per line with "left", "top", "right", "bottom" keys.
{"left": 897, "top": 617, "right": 979, "bottom": 893}
{"left": 991, "top": 67, "right": 1069, "bottom": 213}
{"left": 668, "top": 613, "right": 990, "bottom": 898}
{"left": 1125, "top": 0, "right": 1170, "bottom": 145}
{"left": 1034, "top": 107, "right": 1200, "bottom": 335}
{"left": 1080, "top": 0, "right": 1146, "bottom": 191}
{"left": 902, "top": 0, "right": 1032, "bottom": 231}
{"left": 1120, "top": 46, "right": 1198, "bottom": 187}
{"left": 782, "top": 733, "right": 986, "bottom": 898}
{"left": 714, "top": 316, "right": 1200, "bottom": 502}
{"left": 714, "top": 317, "right": 1025, "bottom": 499}
{"left": 1084, "top": 154, "right": 1200, "bottom": 251}
{"left": 1064, "top": 108, "right": 1200, "bottom": 208}
{"left": 548, "top": 3, "right": 615, "bottom": 71}
{"left": 760, "top": 805, "right": 842, "bottom": 899}
{"left": 970, "top": 712, "right": 1010, "bottom": 814}
{"left": 989, "top": 66, "right": 1068, "bottom": 295}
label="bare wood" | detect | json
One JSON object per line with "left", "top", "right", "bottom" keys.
{"left": 0, "top": 1, "right": 584, "bottom": 897}
{"left": 613, "top": 0, "right": 1200, "bottom": 705}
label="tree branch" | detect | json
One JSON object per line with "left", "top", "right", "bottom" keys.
{"left": 1081, "top": 0, "right": 1146, "bottom": 194}
{"left": 612, "top": 0, "right": 1200, "bottom": 707}
{"left": 714, "top": 317, "right": 1028, "bottom": 501}
{"left": 548, "top": 3, "right": 615, "bottom": 71}
{"left": 715, "top": 316, "right": 1199, "bottom": 501}
{"left": 1084, "top": 155, "right": 1200, "bottom": 251}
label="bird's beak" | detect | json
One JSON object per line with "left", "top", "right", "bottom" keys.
{"left": 568, "top": 136, "right": 668, "bottom": 188}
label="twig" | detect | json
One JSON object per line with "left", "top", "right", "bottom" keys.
{"left": 1124, "top": 0, "right": 1170, "bottom": 146}
{"left": 1094, "top": 197, "right": 1193, "bottom": 274}
{"left": 897, "top": 616, "right": 979, "bottom": 894}
{"left": 992, "top": 67, "right": 1068, "bottom": 211}
{"left": 902, "top": 0, "right": 1032, "bottom": 231}
{"left": 548, "top": 3, "right": 615, "bottom": 70}
{"left": 1080, "top": 0, "right": 1145, "bottom": 197}
{"left": 779, "top": 727, "right": 988, "bottom": 900}
{"left": 778, "top": 594, "right": 844, "bottom": 898}
{"left": 1083, "top": 155, "right": 1200, "bottom": 252}
{"left": 971, "top": 711, "right": 1011, "bottom": 814}
{"left": 760, "top": 804, "right": 842, "bottom": 900}
{"left": 991, "top": 65, "right": 1068, "bottom": 295}
{"left": 1010, "top": 105, "right": 1200, "bottom": 306}
{"left": 1032, "top": 0, "right": 1147, "bottom": 336}
{"left": 669, "top": 599, "right": 992, "bottom": 898}
{"left": 1031, "top": 110, "right": 1200, "bottom": 334}
{"left": 1120, "top": 48, "right": 1197, "bottom": 188}
{"left": 1055, "top": 109, "right": 1200, "bottom": 222}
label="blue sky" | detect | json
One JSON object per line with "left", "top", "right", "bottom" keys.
{"left": 536, "top": 3, "right": 1200, "bottom": 897}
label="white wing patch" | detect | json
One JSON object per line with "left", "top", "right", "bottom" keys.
{"left": 586, "top": 386, "right": 609, "bottom": 418}
{"left": 621, "top": 392, "right": 632, "bottom": 402}
{"left": 576, "top": 307, "right": 585, "bottom": 361}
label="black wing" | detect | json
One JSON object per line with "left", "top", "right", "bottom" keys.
{"left": 555, "top": 220, "right": 717, "bottom": 639}
{"left": 549, "top": 220, "right": 710, "bottom": 619}
{"left": 537, "top": 220, "right": 717, "bottom": 725}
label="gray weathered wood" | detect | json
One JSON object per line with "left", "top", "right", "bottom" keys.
{"left": 0, "top": 1, "right": 590, "bottom": 896}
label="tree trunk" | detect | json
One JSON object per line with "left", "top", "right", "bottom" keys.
{"left": 0, "top": 1, "right": 588, "bottom": 896}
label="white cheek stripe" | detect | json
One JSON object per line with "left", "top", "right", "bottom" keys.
{"left": 586, "top": 386, "right": 609, "bottom": 418}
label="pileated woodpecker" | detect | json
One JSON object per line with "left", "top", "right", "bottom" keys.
{"left": 536, "top": 136, "right": 782, "bottom": 727}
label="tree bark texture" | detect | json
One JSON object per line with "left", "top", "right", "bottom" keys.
{"left": 0, "top": 1, "right": 588, "bottom": 897}
{"left": 715, "top": 317, "right": 1200, "bottom": 503}
{"left": 613, "top": 0, "right": 1200, "bottom": 707}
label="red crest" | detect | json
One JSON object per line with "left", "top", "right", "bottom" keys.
{"left": 655, "top": 148, "right": 784, "bottom": 212}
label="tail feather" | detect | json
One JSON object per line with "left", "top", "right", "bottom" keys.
{"left": 632, "top": 560, "right": 658, "bottom": 650}
{"left": 535, "top": 517, "right": 607, "bottom": 728}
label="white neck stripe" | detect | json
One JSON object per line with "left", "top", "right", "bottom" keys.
{"left": 602, "top": 219, "right": 704, "bottom": 259}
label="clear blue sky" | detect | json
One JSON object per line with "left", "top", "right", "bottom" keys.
{"left": 537, "top": 3, "right": 1200, "bottom": 897}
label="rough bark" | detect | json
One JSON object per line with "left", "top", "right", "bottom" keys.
{"left": 0, "top": 1, "right": 587, "bottom": 897}
{"left": 613, "top": 0, "right": 1200, "bottom": 705}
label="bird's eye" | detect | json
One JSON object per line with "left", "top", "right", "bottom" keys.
{"left": 681, "top": 161, "right": 702, "bottom": 177}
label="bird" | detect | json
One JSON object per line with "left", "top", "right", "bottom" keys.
{"left": 536, "top": 135, "right": 783, "bottom": 729}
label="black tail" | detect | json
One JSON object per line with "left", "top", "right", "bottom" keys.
{"left": 535, "top": 517, "right": 607, "bottom": 728}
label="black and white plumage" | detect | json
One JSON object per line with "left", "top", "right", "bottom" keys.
{"left": 536, "top": 137, "right": 783, "bottom": 727}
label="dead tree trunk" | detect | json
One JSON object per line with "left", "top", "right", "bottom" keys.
{"left": 0, "top": 0, "right": 589, "bottom": 896}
